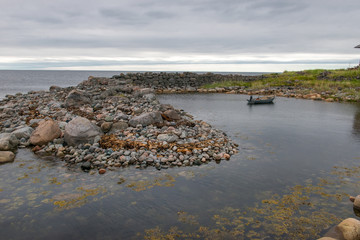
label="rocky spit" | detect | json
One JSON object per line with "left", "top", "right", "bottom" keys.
{"left": 159, "top": 86, "right": 359, "bottom": 102}
{"left": 0, "top": 76, "right": 238, "bottom": 173}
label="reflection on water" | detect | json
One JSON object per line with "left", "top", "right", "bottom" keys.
{"left": 353, "top": 107, "right": 360, "bottom": 140}
{"left": 1, "top": 94, "right": 360, "bottom": 239}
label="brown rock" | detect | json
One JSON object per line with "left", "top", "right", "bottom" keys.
{"left": 101, "top": 122, "right": 113, "bottom": 133}
{"left": 0, "top": 151, "right": 15, "bottom": 164}
{"left": 322, "top": 218, "right": 360, "bottom": 240}
{"left": 32, "top": 145, "right": 43, "bottom": 152}
{"left": 163, "top": 110, "right": 181, "bottom": 121}
{"left": 99, "top": 168, "right": 106, "bottom": 174}
{"left": 354, "top": 195, "right": 360, "bottom": 210}
{"left": 30, "top": 120, "right": 62, "bottom": 146}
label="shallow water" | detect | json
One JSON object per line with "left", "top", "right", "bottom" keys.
{"left": 1, "top": 94, "right": 360, "bottom": 239}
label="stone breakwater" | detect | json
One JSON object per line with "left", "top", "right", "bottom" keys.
{"left": 111, "top": 72, "right": 357, "bottom": 102}
{"left": 0, "top": 76, "right": 238, "bottom": 173}
{"left": 111, "top": 71, "right": 260, "bottom": 89}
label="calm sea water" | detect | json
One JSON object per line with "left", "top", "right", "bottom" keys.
{"left": 1, "top": 72, "right": 360, "bottom": 239}
{"left": 0, "top": 70, "right": 265, "bottom": 99}
{"left": 0, "top": 70, "right": 120, "bottom": 99}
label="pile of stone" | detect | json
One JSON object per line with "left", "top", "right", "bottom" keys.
{"left": 0, "top": 76, "right": 238, "bottom": 173}
{"left": 111, "top": 72, "right": 259, "bottom": 90}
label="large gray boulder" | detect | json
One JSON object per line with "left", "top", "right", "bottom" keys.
{"left": 64, "top": 90, "right": 91, "bottom": 107}
{"left": 30, "top": 120, "right": 61, "bottom": 146}
{"left": 64, "top": 117, "right": 102, "bottom": 146}
{"left": 129, "top": 111, "right": 163, "bottom": 127}
{"left": 157, "top": 134, "right": 179, "bottom": 143}
{"left": 0, "top": 151, "right": 15, "bottom": 164}
{"left": 12, "top": 126, "right": 34, "bottom": 140}
{"left": 0, "top": 133, "right": 19, "bottom": 151}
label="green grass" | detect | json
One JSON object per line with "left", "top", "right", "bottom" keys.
{"left": 201, "top": 68, "right": 360, "bottom": 92}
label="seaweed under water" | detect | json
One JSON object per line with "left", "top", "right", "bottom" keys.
{"left": 140, "top": 165, "right": 360, "bottom": 240}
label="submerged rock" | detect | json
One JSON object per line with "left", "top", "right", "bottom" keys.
{"left": 81, "top": 161, "right": 92, "bottom": 172}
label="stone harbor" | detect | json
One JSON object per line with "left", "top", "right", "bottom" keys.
{"left": 0, "top": 75, "right": 238, "bottom": 173}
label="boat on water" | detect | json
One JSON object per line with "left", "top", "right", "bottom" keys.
{"left": 247, "top": 96, "right": 275, "bottom": 104}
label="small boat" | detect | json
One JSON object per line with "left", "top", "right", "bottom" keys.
{"left": 247, "top": 96, "right": 275, "bottom": 104}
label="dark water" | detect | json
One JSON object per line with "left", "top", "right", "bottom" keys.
{"left": 1, "top": 93, "right": 360, "bottom": 239}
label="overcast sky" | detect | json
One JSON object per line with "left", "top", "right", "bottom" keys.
{"left": 1, "top": 0, "right": 360, "bottom": 72}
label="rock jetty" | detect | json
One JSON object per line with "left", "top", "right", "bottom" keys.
{"left": 0, "top": 75, "right": 238, "bottom": 172}
{"left": 109, "top": 72, "right": 358, "bottom": 102}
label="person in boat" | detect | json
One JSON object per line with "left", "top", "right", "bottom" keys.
{"left": 250, "top": 95, "right": 253, "bottom": 101}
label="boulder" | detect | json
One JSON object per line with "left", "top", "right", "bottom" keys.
{"left": 64, "top": 90, "right": 91, "bottom": 107}
{"left": 0, "top": 151, "right": 15, "bottom": 164}
{"left": 143, "top": 93, "right": 156, "bottom": 101}
{"left": 109, "top": 122, "right": 129, "bottom": 133}
{"left": 163, "top": 110, "right": 181, "bottom": 121}
{"left": 30, "top": 120, "right": 62, "bottom": 146}
{"left": 134, "top": 88, "right": 154, "bottom": 97}
{"left": 159, "top": 104, "right": 174, "bottom": 112}
{"left": 321, "top": 218, "right": 360, "bottom": 240}
{"left": 64, "top": 117, "right": 102, "bottom": 146}
{"left": 81, "top": 161, "right": 91, "bottom": 172}
{"left": 0, "top": 133, "right": 19, "bottom": 151}
{"left": 353, "top": 195, "right": 360, "bottom": 210}
{"left": 49, "top": 85, "right": 62, "bottom": 92}
{"left": 157, "top": 134, "right": 179, "bottom": 143}
{"left": 129, "top": 111, "right": 163, "bottom": 127}
{"left": 101, "top": 122, "right": 113, "bottom": 133}
{"left": 12, "top": 126, "right": 34, "bottom": 140}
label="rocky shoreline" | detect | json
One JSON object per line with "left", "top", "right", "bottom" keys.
{"left": 158, "top": 86, "right": 357, "bottom": 102}
{"left": 110, "top": 71, "right": 358, "bottom": 102}
{"left": 0, "top": 75, "right": 238, "bottom": 173}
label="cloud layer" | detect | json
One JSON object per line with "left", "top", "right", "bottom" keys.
{"left": 1, "top": 0, "right": 360, "bottom": 71}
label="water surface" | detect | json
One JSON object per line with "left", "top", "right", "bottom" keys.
{"left": 1, "top": 94, "right": 360, "bottom": 239}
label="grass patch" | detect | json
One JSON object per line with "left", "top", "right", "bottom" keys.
{"left": 201, "top": 68, "right": 360, "bottom": 93}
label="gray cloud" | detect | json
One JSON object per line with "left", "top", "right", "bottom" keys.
{"left": 0, "top": 0, "right": 359, "bottom": 70}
